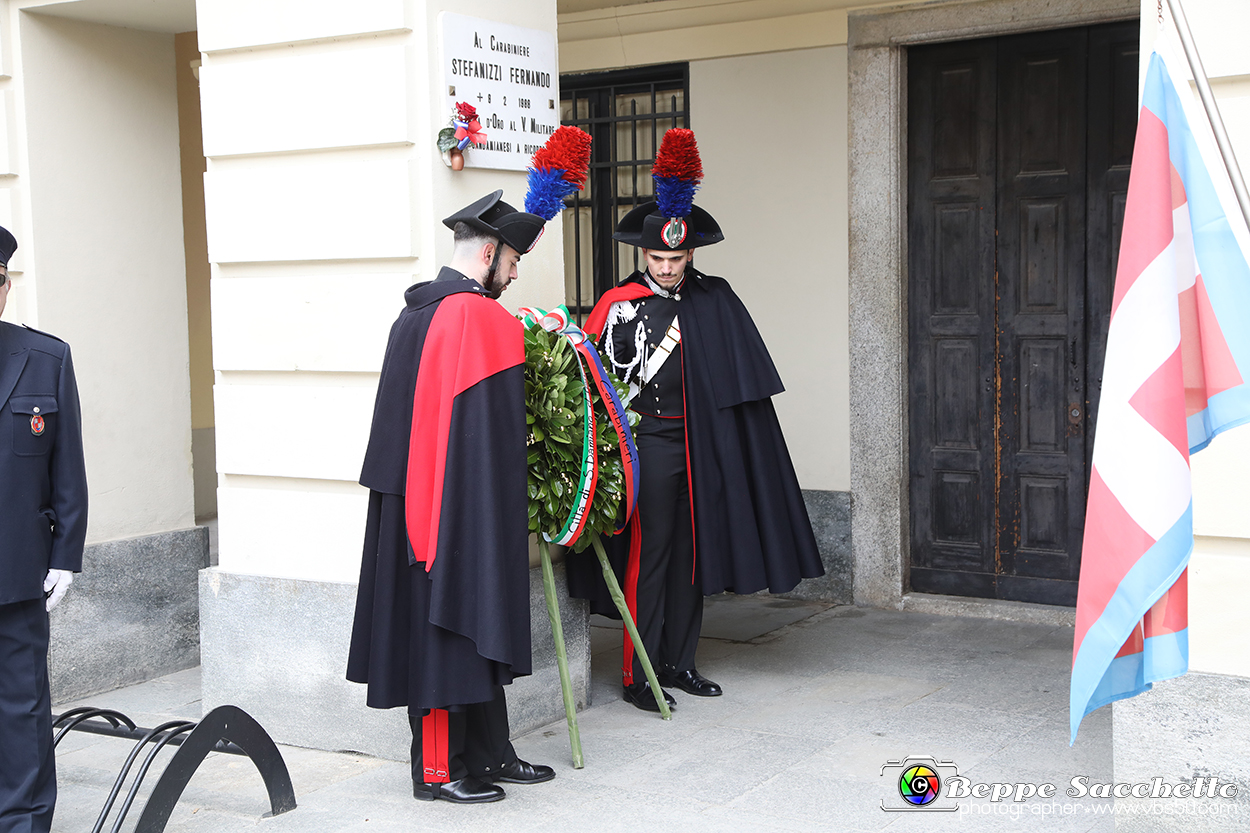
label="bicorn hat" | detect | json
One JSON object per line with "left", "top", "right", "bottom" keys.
{"left": 613, "top": 129, "right": 723, "bottom": 251}
{"left": 442, "top": 190, "right": 546, "bottom": 255}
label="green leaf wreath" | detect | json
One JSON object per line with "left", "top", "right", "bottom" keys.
{"left": 522, "top": 312, "right": 671, "bottom": 768}
{"left": 523, "top": 323, "right": 637, "bottom": 551}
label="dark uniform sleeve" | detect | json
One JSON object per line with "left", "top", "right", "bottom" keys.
{"left": 48, "top": 344, "right": 87, "bottom": 572}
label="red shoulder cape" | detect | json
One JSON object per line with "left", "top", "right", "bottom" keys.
{"left": 406, "top": 293, "right": 523, "bottom": 569}
{"left": 584, "top": 282, "right": 654, "bottom": 338}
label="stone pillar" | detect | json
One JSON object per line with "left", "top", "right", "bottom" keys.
{"left": 194, "top": 0, "right": 581, "bottom": 758}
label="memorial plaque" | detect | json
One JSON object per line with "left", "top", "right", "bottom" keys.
{"left": 439, "top": 12, "right": 559, "bottom": 171}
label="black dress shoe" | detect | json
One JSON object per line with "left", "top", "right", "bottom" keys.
{"left": 658, "top": 667, "right": 723, "bottom": 697}
{"left": 413, "top": 776, "right": 505, "bottom": 803}
{"left": 493, "top": 758, "right": 555, "bottom": 784}
{"left": 622, "top": 681, "right": 676, "bottom": 712}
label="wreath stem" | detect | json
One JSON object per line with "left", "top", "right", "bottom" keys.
{"left": 539, "top": 539, "right": 584, "bottom": 767}
{"left": 589, "top": 533, "right": 671, "bottom": 720}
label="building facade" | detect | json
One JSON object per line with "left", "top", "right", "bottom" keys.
{"left": 0, "top": 0, "right": 1244, "bottom": 789}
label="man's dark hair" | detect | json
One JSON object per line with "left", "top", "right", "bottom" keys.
{"left": 453, "top": 222, "right": 498, "bottom": 251}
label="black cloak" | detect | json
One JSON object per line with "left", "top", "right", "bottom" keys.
{"left": 568, "top": 268, "right": 825, "bottom": 613}
{"left": 347, "top": 268, "right": 531, "bottom": 710}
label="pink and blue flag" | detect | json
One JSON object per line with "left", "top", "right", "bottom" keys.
{"left": 1071, "top": 49, "right": 1250, "bottom": 743}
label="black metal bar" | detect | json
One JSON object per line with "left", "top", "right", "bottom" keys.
{"left": 134, "top": 705, "right": 297, "bottom": 832}
{"left": 111, "top": 724, "right": 196, "bottom": 833}
{"left": 54, "top": 712, "right": 245, "bottom": 755}
{"left": 53, "top": 708, "right": 135, "bottom": 747}
{"left": 631, "top": 94, "right": 640, "bottom": 279}
{"left": 560, "top": 62, "right": 689, "bottom": 92}
{"left": 54, "top": 706, "right": 125, "bottom": 729}
{"left": 609, "top": 84, "right": 620, "bottom": 290}
{"left": 92, "top": 721, "right": 195, "bottom": 833}
{"left": 562, "top": 114, "right": 690, "bottom": 127}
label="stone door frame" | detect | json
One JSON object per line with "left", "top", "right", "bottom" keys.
{"left": 846, "top": 0, "right": 1139, "bottom": 608}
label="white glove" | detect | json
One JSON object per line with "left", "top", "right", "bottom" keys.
{"left": 44, "top": 569, "right": 73, "bottom": 611}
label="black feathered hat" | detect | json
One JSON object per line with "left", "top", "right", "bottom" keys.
{"left": 442, "top": 190, "right": 546, "bottom": 254}
{"left": 612, "top": 129, "right": 723, "bottom": 251}
{"left": 613, "top": 202, "right": 723, "bottom": 251}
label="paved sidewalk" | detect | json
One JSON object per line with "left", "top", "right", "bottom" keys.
{"left": 52, "top": 595, "right": 1113, "bottom": 832}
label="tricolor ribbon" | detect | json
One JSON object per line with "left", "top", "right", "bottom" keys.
{"left": 454, "top": 119, "right": 486, "bottom": 151}
{"left": 520, "top": 305, "right": 640, "bottom": 544}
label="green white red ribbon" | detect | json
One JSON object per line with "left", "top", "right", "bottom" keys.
{"left": 520, "top": 305, "right": 639, "bottom": 544}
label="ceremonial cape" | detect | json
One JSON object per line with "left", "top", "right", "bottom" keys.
{"left": 347, "top": 268, "right": 531, "bottom": 710}
{"left": 568, "top": 269, "right": 824, "bottom": 613}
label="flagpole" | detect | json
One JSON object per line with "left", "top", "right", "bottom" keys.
{"left": 1165, "top": 0, "right": 1250, "bottom": 234}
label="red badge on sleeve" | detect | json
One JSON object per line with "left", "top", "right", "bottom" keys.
{"left": 30, "top": 415, "right": 44, "bottom": 435}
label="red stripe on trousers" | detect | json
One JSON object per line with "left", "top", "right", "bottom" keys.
{"left": 422, "top": 709, "right": 450, "bottom": 783}
{"left": 622, "top": 511, "right": 643, "bottom": 685}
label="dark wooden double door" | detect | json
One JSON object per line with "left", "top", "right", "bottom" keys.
{"left": 907, "top": 23, "right": 1138, "bottom": 606}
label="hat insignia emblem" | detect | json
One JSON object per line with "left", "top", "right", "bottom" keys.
{"left": 662, "top": 217, "right": 688, "bottom": 248}
{"left": 30, "top": 414, "right": 44, "bottom": 435}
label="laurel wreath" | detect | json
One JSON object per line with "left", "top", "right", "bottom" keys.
{"left": 524, "top": 323, "right": 636, "bottom": 552}
{"left": 525, "top": 317, "right": 672, "bottom": 739}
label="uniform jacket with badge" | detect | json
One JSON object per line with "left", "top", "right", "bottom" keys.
{"left": 0, "top": 321, "right": 88, "bottom": 606}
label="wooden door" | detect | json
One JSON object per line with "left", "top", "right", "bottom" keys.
{"left": 907, "top": 22, "right": 1138, "bottom": 605}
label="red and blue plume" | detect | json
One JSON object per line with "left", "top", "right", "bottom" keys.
{"left": 525, "top": 126, "right": 592, "bottom": 221}
{"left": 652, "top": 128, "right": 703, "bottom": 219}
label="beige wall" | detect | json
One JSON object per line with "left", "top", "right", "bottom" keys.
{"left": 200, "top": 0, "right": 565, "bottom": 584}
{"left": 559, "top": 0, "right": 853, "bottom": 73}
{"left": 690, "top": 47, "right": 849, "bottom": 492}
{"left": 175, "top": 32, "right": 212, "bottom": 434}
{"left": 16, "top": 11, "right": 195, "bottom": 543}
{"left": 174, "top": 30, "right": 217, "bottom": 520}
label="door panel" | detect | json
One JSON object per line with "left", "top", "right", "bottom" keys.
{"left": 996, "top": 28, "right": 1089, "bottom": 599}
{"left": 908, "top": 37, "right": 998, "bottom": 593}
{"left": 908, "top": 21, "right": 1138, "bottom": 605}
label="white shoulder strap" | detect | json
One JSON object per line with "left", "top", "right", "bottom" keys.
{"left": 640, "top": 317, "right": 681, "bottom": 385}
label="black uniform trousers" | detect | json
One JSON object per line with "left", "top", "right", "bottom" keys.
{"left": 628, "top": 415, "right": 702, "bottom": 684}
{"left": 407, "top": 685, "right": 517, "bottom": 784}
{"left": 0, "top": 599, "right": 54, "bottom": 833}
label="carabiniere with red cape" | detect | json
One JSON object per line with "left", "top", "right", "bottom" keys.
{"left": 348, "top": 125, "right": 593, "bottom": 804}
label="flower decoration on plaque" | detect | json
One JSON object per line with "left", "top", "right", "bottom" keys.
{"left": 437, "top": 102, "right": 488, "bottom": 170}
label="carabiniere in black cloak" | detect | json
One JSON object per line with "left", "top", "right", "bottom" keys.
{"left": 347, "top": 187, "right": 544, "bottom": 713}
{"left": 568, "top": 128, "right": 824, "bottom": 703}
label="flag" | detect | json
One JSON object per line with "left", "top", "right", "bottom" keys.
{"left": 1070, "top": 49, "right": 1250, "bottom": 743}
